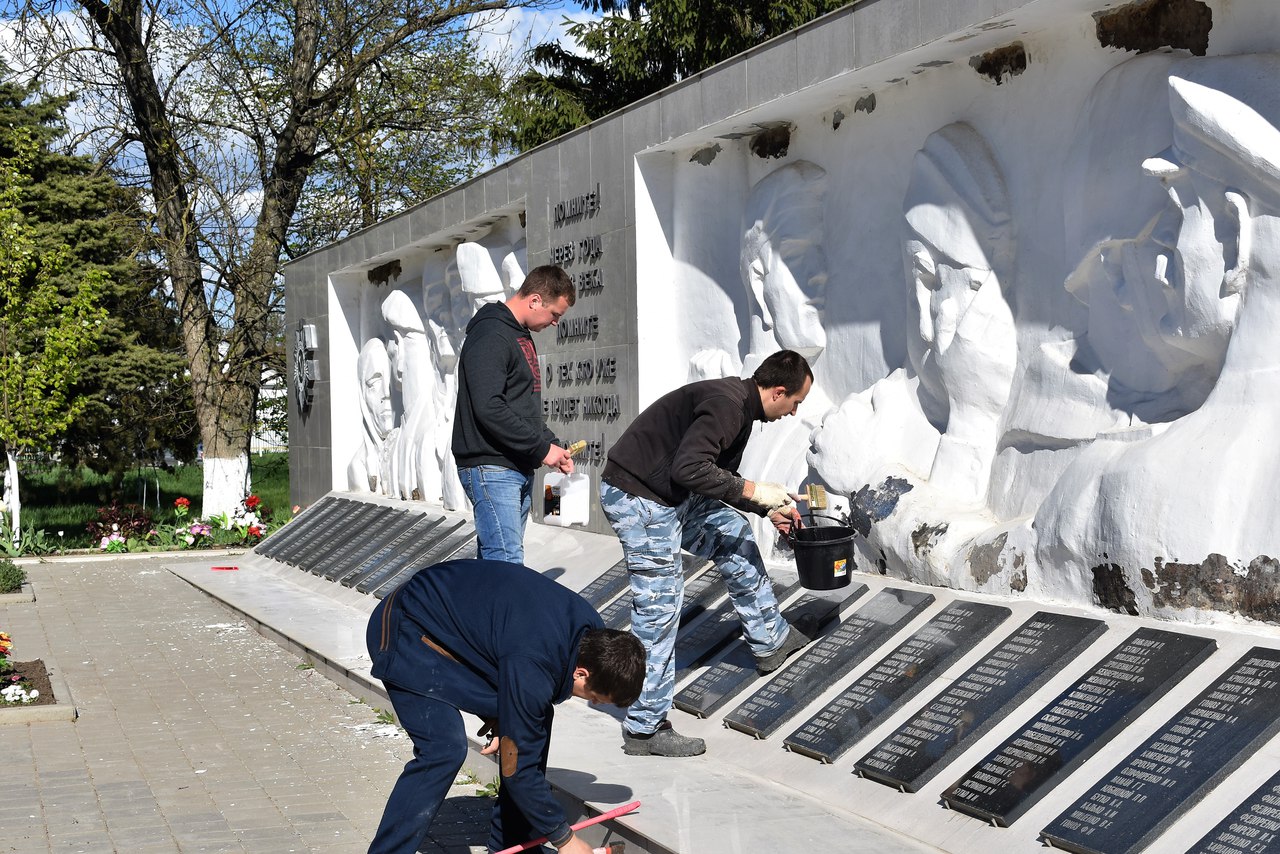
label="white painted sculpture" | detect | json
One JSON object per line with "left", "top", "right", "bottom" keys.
{"left": 382, "top": 289, "right": 433, "bottom": 501}
{"left": 423, "top": 271, "right": 465, "bottom": 510}
{"left": 347, "top": 338, "right": 395, "bottom": 493}
{"left": 1030, "top": 54, "right": 1280, "bottom": 615}
{"left": 809, "top": 123, "right": 1016, "bottom": 585}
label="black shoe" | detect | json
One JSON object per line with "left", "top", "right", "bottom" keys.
{"left": 622, "top": 720, "right": 706, "bottom": 757}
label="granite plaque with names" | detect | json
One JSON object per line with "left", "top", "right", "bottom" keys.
{"left": 578, "top": 558, "right": 630, "bottom": 610}
{"left": 1186, "top": 769, "right": 1280, "bottom": 854}
{"left": 673, "top": 590, "right": 861, "bottom": 718}
{"left": 1041, "top": 647, "right": 1280, "bottom": 854}
{"left": 293, "top": 499, "right": 381, "bottom": 569}
{"left": 258, "top": 497, "right": 347, "bottom": 563}
{"left": 336, "top": 516, "right": 444, "bottom": 588}
{"left": 599, "top": 560, "right": 713, "bottom": 630}
{"left": 784, "top": 600, "right": 1011, "bottom": 763}
{"left": 944, "top": 627, "right": 1216, "bottom": 826}
{"left": 724, "top": 587, "right": 933, "bottom": 739}
{"left": 318, "top": 510, "right": 420, "bottom": 583}
{"left": 309, "top": 504, "right": 407, "bottom": 578}
{"left": 365, "top": 523, "right": 477, "bottom": 598}
{"left": 673, "top": 580, "right": 801, "bottom": 684}
{"left": 351, "top": 518, "right": 463, "bottom": 594}
{"left": 855, "top": 611, "right": 1105, "bottom": 791}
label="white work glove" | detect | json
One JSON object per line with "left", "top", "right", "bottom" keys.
{"left": 752, "top": 482, "right": 795, "bottom": 513}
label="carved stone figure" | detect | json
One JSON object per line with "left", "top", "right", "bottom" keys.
{"left": 808, "top": 123, "right": 1015, "bottom": 585}
{"left": 382, "top": 289, "right": 433, "bottom": 501}
{"left": 347, "top": 338, "right": 395, "bottom": 493}
{"left": 1033, "top": 54, "right": 1280, "bottom": 619}
{"left": 424, "top": 272, "right": 465, "bottom": 510}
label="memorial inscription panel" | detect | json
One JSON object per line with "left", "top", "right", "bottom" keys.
{"left": 311, "top": 504, "right": 407, "bottom": 579}
{"left": 673, "top": 589, "right": 865, "bottom": 719}
{"left": 784, "top": 600, "right": 1011, "bottom": 763}
{"left": 336, "top": 516, "right": 444, "bottom": 588}
{"left": 326, "top": 511, "right": 424, "bottom": 584}
{"left": 257, "top": 496, "right": 345, "bottom": 561}
{"left": 578, "top": 558, "right": 630, "bottom": 610}
{"left": 365, "top": 522, "right": 477, "bottom": 598}
{"left": 600, "top": 560, "right": 714, "bottom": 630}
{"left": 1187, "top": 769, "right": 1280, "bottom": 854}
{"left": 854, "top": 612, "right": 1105, "bottom": 791}
{"left": 1041, "top": 647, "right": 1280, "bottom": 854}
{"left": 353, "top": 517, "right": 462, "bottom": 594}
{"left": 724, "top": 587, "right": 934, "bottom": 739}
{"left": 294, "top": 500, "right": 384, "bottom": 569}
{"left": 674, "top": 580, "right": 801, "bottom": 683}
{"left": 944, "top": 628, "right": 1216, "bottom": 826}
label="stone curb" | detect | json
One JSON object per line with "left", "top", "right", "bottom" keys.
{"left": 0, "top": 582, "right": 35, "bottom": 604}
{"left": 7, "top": 548, "right": 246, "bottom": 566}
{"left": 0, "top": 660, "right": 76, "bottom": 724}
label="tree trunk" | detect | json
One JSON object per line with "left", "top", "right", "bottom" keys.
{"left": 4, "top": 449, "right": 19, "bottom": 547}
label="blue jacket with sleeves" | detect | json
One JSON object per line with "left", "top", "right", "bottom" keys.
{"left": 370, "top": 559, "right": 602, "bottom": 845}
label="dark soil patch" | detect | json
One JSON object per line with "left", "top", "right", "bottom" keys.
{"left": 2, "top": 659, "right": 56, "bottom": 707}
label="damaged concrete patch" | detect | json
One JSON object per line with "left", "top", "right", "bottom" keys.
{"left": 1092, "top": 563, "right": 1139, "bottom": 615}
{"left": 854, "top": 94, "right": 876, "bottom": 115}
{"left": 970, "top": 42, "right": 1027, "bottom": 85}
{"left": 1095, "top": 0, "right": 1212, "bottom": 56}
{"left": 832, "top": 109, "right": 845, "bottom": 130}
{"left": 912, "top": 523, "right": 947, "bottom": 557}
{"left": 1149, "top": 554, "right": 1280, "bottom": 622}
{"left": 690, "top": 143, "right": 722, "bottom": 165}
{"left": 967, "top": 533, "right": 1008, "bottom": 585}
{"left": 848, "top": 476, "right": 914, "bottom": 538}
{"left": 749, "top": 124, "right": 793, "bottom": 159}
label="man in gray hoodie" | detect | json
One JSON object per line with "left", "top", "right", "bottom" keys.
{"left": 453, "top": 265, "right": 576, "bottom": 562}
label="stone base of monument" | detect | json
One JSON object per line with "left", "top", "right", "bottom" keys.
{"left": 167, "top": 492, "right": 1280, "bottom": 854}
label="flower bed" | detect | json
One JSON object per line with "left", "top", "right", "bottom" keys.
{"left": 0, "top": 632, "right": 52, "bottom": 708}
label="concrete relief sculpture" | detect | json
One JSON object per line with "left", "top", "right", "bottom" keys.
{"left": 347, "top": 339, "right": 395, "bottom": 493}
{"left": 1032, "top": 54, "right": 1280, "bottom": 619}
{"left": 382, "top": 289, "right": 433, "bottom": 501}
{"left": 734, "top": 161, "right": 836, "bottom": 560}
{"left": 423, "top": 269, "right": 464, "bottom": 510}
{"left": 808, "top": 123, "right": 1016, "bottom": 585}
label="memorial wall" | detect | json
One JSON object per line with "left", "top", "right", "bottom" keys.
{"left": 285, "top": 0, "right": 1280, "bottom": 624}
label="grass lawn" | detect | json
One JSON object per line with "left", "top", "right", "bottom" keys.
{"left": 17, "top": 452, "right": 290, "bottom": 549}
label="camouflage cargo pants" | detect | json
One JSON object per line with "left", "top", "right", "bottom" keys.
{"left": 599, "top": 482, "right": 788, "bottom": 735}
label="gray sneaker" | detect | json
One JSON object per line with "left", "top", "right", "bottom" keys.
{"left": 754, "top": 620, "right": 815, "bottom": 674}
{"left": 622, "top": 721, "right": 706, "bottom": 757}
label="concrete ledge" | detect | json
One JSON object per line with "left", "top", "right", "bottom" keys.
{"left": 0, "top": 582, "right": 35, "bottom": 604}
{"left": 0, "top": 662, "right": 77, "bottom": 724}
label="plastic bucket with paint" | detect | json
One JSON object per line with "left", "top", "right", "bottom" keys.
{"left": 790, "top": 520, "right": 855, "bottom": 590}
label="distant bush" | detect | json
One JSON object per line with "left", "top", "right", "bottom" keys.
{"left": 0, "top": 559, "right": 25, "bottom": 594}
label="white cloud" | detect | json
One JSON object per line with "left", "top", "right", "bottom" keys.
{"left": 467, "top": 4, "right": 601, "bottom": 70}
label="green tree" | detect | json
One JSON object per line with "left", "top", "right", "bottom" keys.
{"left": 498, "top": 0, "right": 850, "bottom": 151}
{"left": 0, "top": 129, "right": 108, "bottom": 541}
{"left": 0, "top": 81, "right": 197, "bottom": 481}
{"left": 13, "top": 0, "right": 531, "bottom": 515}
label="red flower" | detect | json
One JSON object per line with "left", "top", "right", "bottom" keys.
{"left": 174, "top": 497, "right": 191, "bottom": 509}
{"left": 244, "top": 495, "right": 261, "bottom": 509}
{"left": 247, "top": 525, "right": 263, "bottom": 538}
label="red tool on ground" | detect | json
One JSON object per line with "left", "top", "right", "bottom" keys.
{"left": 493, "top": 801, "right": 641, "bottom": 854}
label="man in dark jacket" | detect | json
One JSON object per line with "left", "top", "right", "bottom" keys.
{"left": 366, "top": 559, "right": 644, "bottom": 854}
{"left": 453, "top": 265, "right": 576, "bottom": 562}
{"left": 600, "top": 349, "right": 813, "bottom": 757}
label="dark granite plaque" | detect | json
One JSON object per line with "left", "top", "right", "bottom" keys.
{"left": 599, "top": 559, "right": 713, "bottom": 630}
{"left": 673, "top": 580, "right": 801, "bottom": 684}
{"left": 1042, "top": 647, "right": 1280, "bottom": 854}
{"left": 724, "top": 587, "right": 933, "bottom": 739}
{"left": 337, "top": 515, "right": 445, "bottom": 588}
{"left": 317, "top": 510, "right": 421, "bottom": 583}
{"left": 1186, "top": 770, "right": 1280, "bottom": 854}
{"left": 310, "top": 504, "right": 407, "bottom": 578}
{"left": 854, "top": 611, "right": 1105, "bottom": 791}
{"left": 944, "top": 627, "right": 1216, "bottom": 826}
{"left": 784, "top": 600, "right": 1011, "bottom": 763}
{"left": 257, "top": 497, "right": 347, "bottom": 563}
{"left": 673, "top": 590, "right": 861, "bottom": 718}
{"left": 578, "top": 558, "right": 631, "bottom": 609}
{"left": 293, "top": 499, "right": 381, "bottom": 569}
{"left": 365, "top": 523, "right": 478, "bottom": 598}
{"left": 352, "top": 518, "right": 464, "bottom": 594}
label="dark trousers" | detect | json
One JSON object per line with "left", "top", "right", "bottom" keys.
{"left": 367, "top": 598, "right": 551, "bottom": 854}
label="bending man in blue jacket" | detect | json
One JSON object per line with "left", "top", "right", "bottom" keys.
{"left": 366, "top": 559, "right": 645, "bottom": 854}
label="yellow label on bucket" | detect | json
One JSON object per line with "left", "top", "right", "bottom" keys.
{"left": 833, "top": 558, "right": 848, "bottom": 577}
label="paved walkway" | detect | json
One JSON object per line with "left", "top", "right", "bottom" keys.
{"left": 0, "top": 556, "right": 492, "bottom": 854}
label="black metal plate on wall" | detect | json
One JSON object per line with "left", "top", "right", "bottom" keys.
{"left": 944, "top": 627, "right": 1216, "bottom": 826}
{"left": 854, "top": 612, "right": 1105, "bottom": 791}
{"left": 784, "top": 599, "right": 1011, "bottom": 764}
{"left": 725, "top": 587, "right": 932, "bottom": 739}
{"left": 1041, "top": 647, "right": 1280, "bottom": 854}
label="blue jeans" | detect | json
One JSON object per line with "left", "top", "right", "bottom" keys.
{"left": 598, "top": 483, "right": 788, "bottom": 735}
{"left": 458, "top": 465, "right": 532, "bottom": 564}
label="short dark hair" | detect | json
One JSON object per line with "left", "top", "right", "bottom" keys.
{"left": 517, "top": 264, "right": 576, "bottom": 307}
{"left": 751, "top": 349, "right": 813, "bottom": 395}
{"left": 577, "top": 628, "right": 644, "bottom": 706}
